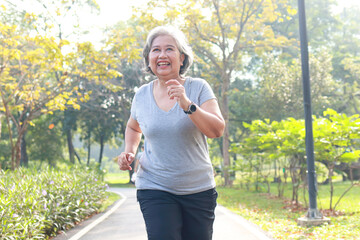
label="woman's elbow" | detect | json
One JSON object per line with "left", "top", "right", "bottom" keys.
{"left": 207, "top": 123, "right": 225, "bottom": 139}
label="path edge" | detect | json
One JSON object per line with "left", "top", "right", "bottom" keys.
{"left": 68, "top": 190, "right": 127, "bottom": 240}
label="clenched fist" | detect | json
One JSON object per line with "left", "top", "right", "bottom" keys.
{"left": 117, "top": 152, "right": 135, "bottom": 171}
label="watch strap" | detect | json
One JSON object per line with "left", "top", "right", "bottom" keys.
{"left": 183, "top": 102, "right": 196, "bottom": 114}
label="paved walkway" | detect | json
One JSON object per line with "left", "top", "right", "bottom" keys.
{"left": 53, "top": 188, "right": 273, "bottom": 240}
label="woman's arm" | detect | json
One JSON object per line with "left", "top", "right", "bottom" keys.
{"left": 188, "top": 99, "right": 225, "bottom": 138}
{"left": 166, "top": 79, "right": 225, "bottom": 138}
{"left": 118, "top": 117, "right": 143, "bottom": 170}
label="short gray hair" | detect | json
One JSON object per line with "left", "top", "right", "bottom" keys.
{"left": 143, "top": 26, "right": 194, "bottom": 76}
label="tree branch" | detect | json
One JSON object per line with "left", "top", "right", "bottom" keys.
{"left": 192, "top": 44, "right": 222, "bottom": 73}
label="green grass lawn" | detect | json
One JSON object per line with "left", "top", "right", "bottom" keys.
{"left": 104, "top": 171, "right": 136, "bottom": 188}
{"left": 217, "top": 181, "right": 360, "bottom": 240}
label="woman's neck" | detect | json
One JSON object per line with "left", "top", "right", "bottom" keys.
{"left": 156, "top": 76, "right": 185, "bottom": 88}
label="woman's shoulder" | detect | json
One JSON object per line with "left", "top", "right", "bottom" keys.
{"left": 186, "top": 77, "right": 212, "bottom": 91}
{"left": 134, "top": 81, "right": 153, "bottom": 96}
{"left": 186, "top": 77, "right": 209, "bottom": 87}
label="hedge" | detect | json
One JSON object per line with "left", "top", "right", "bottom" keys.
{"left": 0, "top": 166, "right": 108, "bottom": 239}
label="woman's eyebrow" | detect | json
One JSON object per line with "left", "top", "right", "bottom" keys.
{"left": 151, "top": 44, "right": 176, "bottom": 49}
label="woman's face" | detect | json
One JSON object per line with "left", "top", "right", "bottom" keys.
{"left": 148, "top": 35, "right": 185, "bottom": 80}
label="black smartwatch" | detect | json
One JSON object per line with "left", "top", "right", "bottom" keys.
{"left": 183, "top": 102, "right": 197, "bottom": 114}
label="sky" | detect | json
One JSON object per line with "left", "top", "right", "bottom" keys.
{"left": 91, "top": 0, "right": 360, "bottom": 25}
{"left": 84, "top": 0, "right": 360, "bottom": 43}
{"left": 82, "top": 0, "right": 146, "bottom": 27}
{"left": 2, "top": 0, "right": 147, "bottom": 45}
{"left": 4, "top": 0, "right": 360, "bottom": 45}
{"left": 332, "top": 0, "right": 360, "bottom": 13}
{"left": 79, "top": 0, "right": 148, "bottom": 44}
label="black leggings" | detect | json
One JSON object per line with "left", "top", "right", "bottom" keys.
{"left": 137, "top": 188, "right": 218, "bottom": 240}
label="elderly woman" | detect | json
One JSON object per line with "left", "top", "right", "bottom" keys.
{"left": 117, "top": 25, "right": 225, "bottom": 240}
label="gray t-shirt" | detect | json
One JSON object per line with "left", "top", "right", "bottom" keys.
{"left": 131, "top": 77, "right": 216, "bottom": 195}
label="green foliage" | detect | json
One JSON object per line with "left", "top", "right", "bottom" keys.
{"left": 0, "top": 1, "right": 122, "bottom": 169}
{"left": 257, "top": 50, "right": 338, "bottom": 120}
{"left": 26, "top": 114, "right": 65, "bottom": 166}
{"left": 315, "top": 109, "right": 360, "bottom": 164}
{"left": 231, "top": 109, "right": 360, "bottom": 205}
{"left": 235, "top": 109, "right": 360, "bottom": 178}
{"left": 0, "top": 167, "right": 108, "bottom": 239}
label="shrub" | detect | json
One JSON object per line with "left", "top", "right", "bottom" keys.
{"left": 0, "top": 166, "right": 108, "bottom": 239}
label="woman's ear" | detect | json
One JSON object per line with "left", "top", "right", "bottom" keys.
{"left": 180, "top": 53, "right": 185, "bottom": 66}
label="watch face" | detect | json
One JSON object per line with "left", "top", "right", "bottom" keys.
{"left": 190, "top": 104, "right": 196, "bottom": 112}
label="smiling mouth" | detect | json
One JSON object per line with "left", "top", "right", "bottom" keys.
{"left": 157, "top": 62, "right": 170, "bottom": 66}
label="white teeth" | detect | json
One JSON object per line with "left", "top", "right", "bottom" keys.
{"left": 158, "top": 62, "right": 169, "bottom": 66}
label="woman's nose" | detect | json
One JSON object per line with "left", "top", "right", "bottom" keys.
{"left": 159, "top": 49, "right": 166, "bottom": 58}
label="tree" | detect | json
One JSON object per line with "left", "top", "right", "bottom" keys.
{"left": 340, "top": 55, "right": 360, "bottom": 114}
{"left": 182, "top": 0, "right": 298, "bottom": 185}
{"left": 314, "top": 109, "right": 360, "bottom": 210}
{"left": 26, "top": 113, "right": 65, "bottom": 167}
{"left": 277, "top": 118, "right": 306, "bottom": 204}
{"left": 235, "top": 109, "right": 360, "bottom": 208}
{"left": 227, "top": 77, "right": 263, "bottom": 168}
{"left": 77, "top": 81, "right": 126, "bottom": 167}
{"left": 239, "top": 119, "right": 282, "bottom": 192}
{"left": 0, "top": 21, "right": 82, "bottom": 169}
{"left": 0, "top": 8, "right": 120, "bottom": 169}
{"left": 258, "top": 49, "right": 339, "bottom": 120}
{"left": 16, "top": 0, "right": 101, "bottom": 165}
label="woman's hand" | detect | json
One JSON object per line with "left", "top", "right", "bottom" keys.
{"left": 117, "top": 152, "right": 135, "bottom": 171}
{"left": 165, "top": 79, "right": 225, "bottom": 138}
{"left": 166, "top": 79, "right": 191, "bottom": 111}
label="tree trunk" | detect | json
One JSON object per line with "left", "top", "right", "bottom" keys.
{"left": 87, "top": 132, "right": 91, "bottom": 166}
{"left": 20, "top": 132, "right": 29, "bottom": 167}
{"left": 98, "top": 134, "right": 104, "bottom": 168}
{"left": 335, "top": 161, "right": 360, "bottom": 180}
{"left": 274, "top": 160, "right": 278, "bottom": 182}
{"left": 334, "top": 168, "right": 355, "bottom": 211}
{"left": 290, "top": 162, "right": 300, "bottom": 204}
{"left": 1, "top": 95, "right": 15, "bottom": 170}
{"left": 221, "top": 73, "right": 231, "bottom": 186}
{"left": 74, "top": 150, "right": 81, "bottom": 164}
{"left": 66, "top": 129, "right": 75, "bottom": 164}
{"left": 222, "top": 125, "right": 230, "bottom": 184}
{"left": 8, "top": 125, "right": 15, "bottom": 170}
{"left": 15, "top": 135, "right": 22, "bottom": 168}
{"left": 329, "top": 166, "right": 334, "bottom": 210}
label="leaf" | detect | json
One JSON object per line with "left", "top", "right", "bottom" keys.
{"left": 340, "top": 151, "right": 360, "bottom": 163}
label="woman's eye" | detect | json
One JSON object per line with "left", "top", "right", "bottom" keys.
{"left": 166, "top": 48, "right": 174, "bottom": 51}
{"left": 152, "top": 48, "right": 160, "bottom": 52}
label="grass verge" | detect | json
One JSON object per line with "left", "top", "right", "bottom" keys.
{"left": 217, "top": 181, "right": 360, "bottom": 240}
{"left": 99, "top": 191, "right": 122, "bottom": 212}
{"left": 99, "top": 171, "right": 133, "bottom": 212}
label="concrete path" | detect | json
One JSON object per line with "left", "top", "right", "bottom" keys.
{"left": 53, "top": 188, "right": 273, "bottom": 240}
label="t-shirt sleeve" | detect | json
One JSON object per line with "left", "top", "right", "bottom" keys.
{"left": 130, "top": 93, "right": 137, "bottom": 121}
{"left": 199, "top": 80, "right": 216, "bottom": 106}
